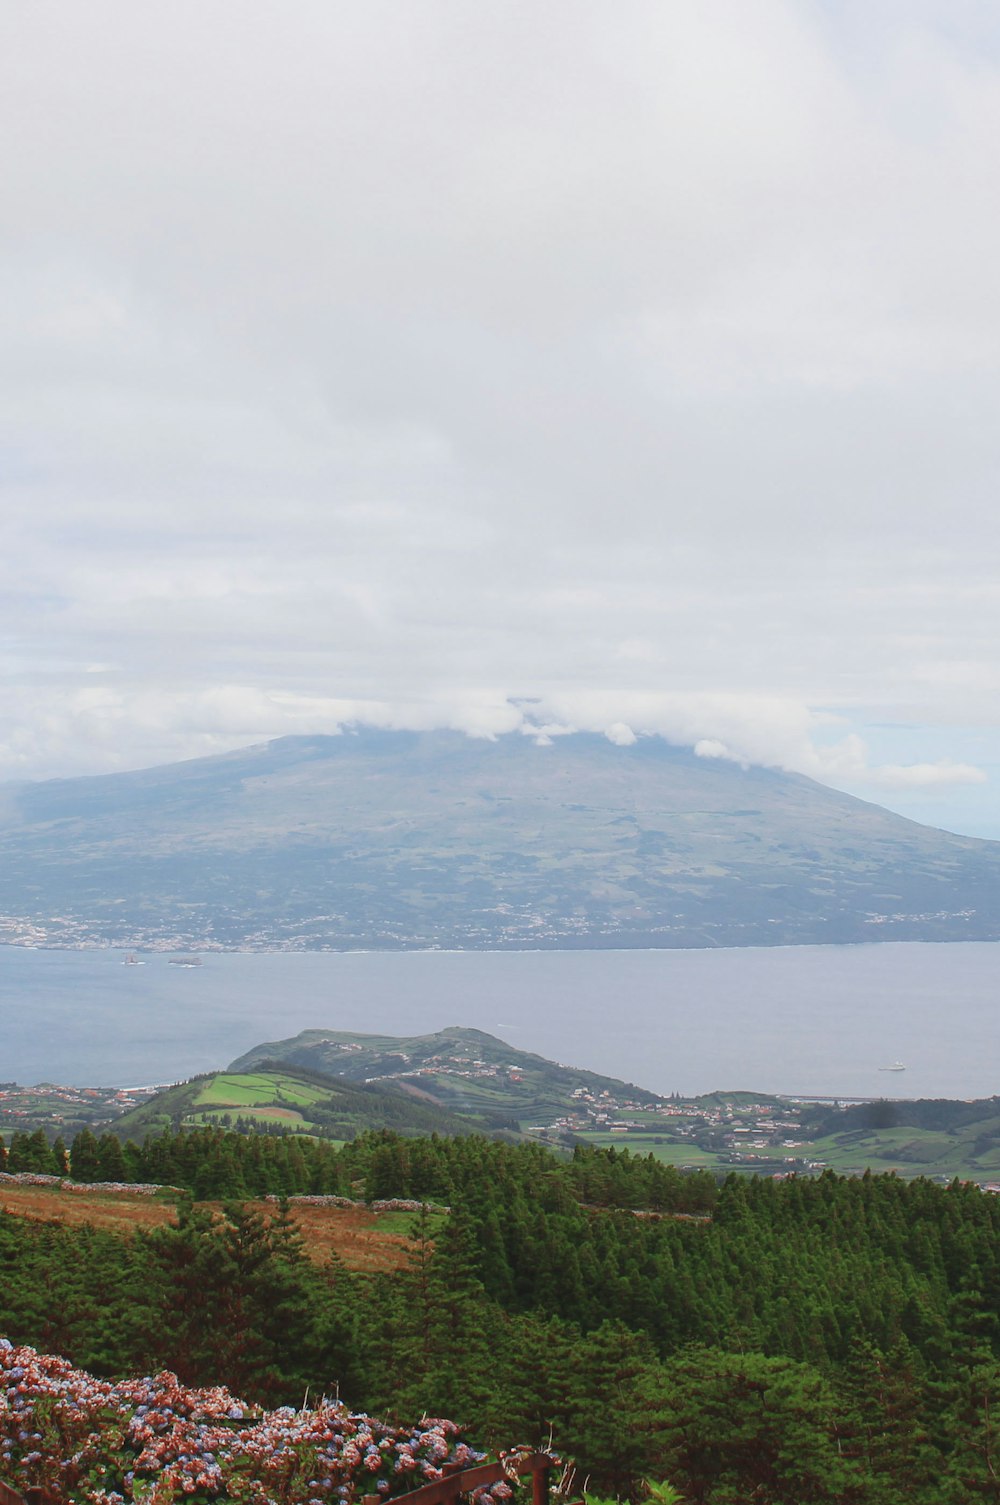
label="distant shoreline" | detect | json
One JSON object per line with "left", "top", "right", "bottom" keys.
{"left": 3, "top": 937, "right": 1000, "bottom": 957}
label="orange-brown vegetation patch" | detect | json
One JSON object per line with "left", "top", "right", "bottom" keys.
{"left": 0, "top": 1184, "right": 414, "bottom": 1273}
{"left": 283, "top": 1202, "right": 414, "bottom": 1272}
{"left": 0, "top": 1183, "right": 177, "bottom": 1239}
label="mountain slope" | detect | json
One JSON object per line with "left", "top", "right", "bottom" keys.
{"left": 112, "top": 1063, "right": 484, "bottom": 1139}
{"left": 228, "top": 1024, "right": 661, "bottom": 1124}
{"left": 0, "top": 728, "right": 998, "bottom": 949}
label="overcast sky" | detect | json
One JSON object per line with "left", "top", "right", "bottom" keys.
{"left": 4, "top": 1, "right": 1000, "bottom": 834}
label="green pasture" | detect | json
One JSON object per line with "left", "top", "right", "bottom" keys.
{"left": 427, "top": 1075, "right": 532, "bottom": 1107}
{"left": 804, "top": 1127, "right": 979, "bottom": 1180}
{"left": 406, "top": 1064, "right": 583, "bottom": 1123}
{"left": 374, "top": 1208, "right": 449, "bottom": 1236}
{"left": 192, "top": 1072, "right": 329, "bottom": 1109}
{"left": 190, "top": 1105, "right": 309, "bottom": 1128}
{"left": 572, "top": 1124, "right": 994, "bottom": 1182}
{"left": 572, "top": 1130, "right": 724, "bottom": 1168}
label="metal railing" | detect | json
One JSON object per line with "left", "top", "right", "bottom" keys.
{"left": 1, "top": 1484, "right": 56, "bottom": 1505}
{"left": 364, "top": 1450, "right": 571, "bottom": 1505}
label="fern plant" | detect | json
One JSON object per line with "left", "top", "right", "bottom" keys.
{"left": 583, "top": 1482, "right": 684, "bottom": 1505}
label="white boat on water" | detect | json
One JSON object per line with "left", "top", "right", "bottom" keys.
{"left": 878, "top": 1061, "right": 906, "bottom": 1072}
{"left": 122, "top": 953, "right": 146, "bottom": 966}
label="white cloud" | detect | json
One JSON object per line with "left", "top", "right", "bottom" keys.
{"left": 0, "top": 677, "right": 987, "bottom": 810}
{"left": 1, "top": 3, "right": 1000, "bottom": 830}
{"left": 526, "top": 693, "right": 988, "bottom": 792}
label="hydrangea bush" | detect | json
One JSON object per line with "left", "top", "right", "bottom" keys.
{"left": 0, "top": 1340, "right": 510, "bottom": 1505}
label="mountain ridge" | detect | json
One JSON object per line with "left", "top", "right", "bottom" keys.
{"left": 0, "top": 728, "right": 997, "bottom": 950}
{"left": 228, "top": 1023, "right": 662, "bottom": 1125}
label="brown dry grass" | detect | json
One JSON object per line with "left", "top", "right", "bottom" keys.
{"left": 0, "top": 1183, "right": 175, "bottom": 1238}
{"left": 284, "top": 1202, "right": 414, "bottom": 1271}
{"left": 0, "top": 1184, "right": 414, "bottom": 1273}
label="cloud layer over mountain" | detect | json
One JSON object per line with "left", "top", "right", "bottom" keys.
{"left": 3, "top": 2, "right": 1000, "bottom": 830}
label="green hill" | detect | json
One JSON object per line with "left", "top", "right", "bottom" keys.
{"left": 793, "top": 1096, "right": 1000, "bottom": 1181}
{"left": 13, "top": 1039, "right": 1000, "bottom": 1184}
{"left": 112, "top": 1064, "right": 484, "bottom": 1141}
{"left": 228, "top": 1023, "right": 662, "bottom": 1127}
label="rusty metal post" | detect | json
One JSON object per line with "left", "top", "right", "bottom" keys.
{"left": 531, "top": 1460, "right": 550, "bottom": 1505}
{"left": 1, "top": 1486, "right": 58, "bottom": 1505}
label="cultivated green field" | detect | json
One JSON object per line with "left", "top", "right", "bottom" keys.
{"left": 573, "top": 1132, "right": 725, "bottom": 1168}
{"left": 191, "top": 1105, "right": 311, "bottom": 1128}
{"left": 109, "top": 1070, "right": 336, "bottom": 1136}
{"left": 193, "top": 1072, "right": 332, "bottom": 1111}
{"left": 574, "top": 1110, "right": 1000, "bottom": 1185}
{"left": 113, "top": 1063, "right": 496, "bottom": 1142}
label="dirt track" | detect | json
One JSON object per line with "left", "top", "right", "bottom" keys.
{"left": 0, "top": 1183, "right": 415, "bottom": 1272}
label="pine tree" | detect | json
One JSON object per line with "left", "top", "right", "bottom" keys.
{"left": 138, "top": 1197, "right": 321, "bottom": 1404}
{"left": 8, "top": 1129, "right": 54, "bottom": 1173}
{"left": 660, "top": 1346, "right": 863, "bottom": 1505}
{"left": 96, "top": 1133, "right": 129, "bottom": 1182}
{"left": 394, "top": 1210, "right": 495, "bottom": 1427}
{"left": 837, "top": 1335, "right": 935, "bottom": 1501}
{"left": 940, "top": 1349, "right": 1000, "bottom": 1501}
{"left": 561, "top": 1321, "right": 672, "bottom": 1501}
{"left": 70, "top": 1128, "right": 101, "bottom": 1182}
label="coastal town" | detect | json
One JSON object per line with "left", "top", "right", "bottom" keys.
{"left": 0, "top": 1081, "right": 163, "bottom": 1138}
{"left": 540, "top": 1083, "right": 826, "bottom": 1173}
{"left": 224, "top": 1033, "right": 835, "bottom": 1176}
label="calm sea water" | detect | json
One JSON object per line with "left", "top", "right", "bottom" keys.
{"left": 2, "top": 942, "right": 999, "bottom": 1099}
